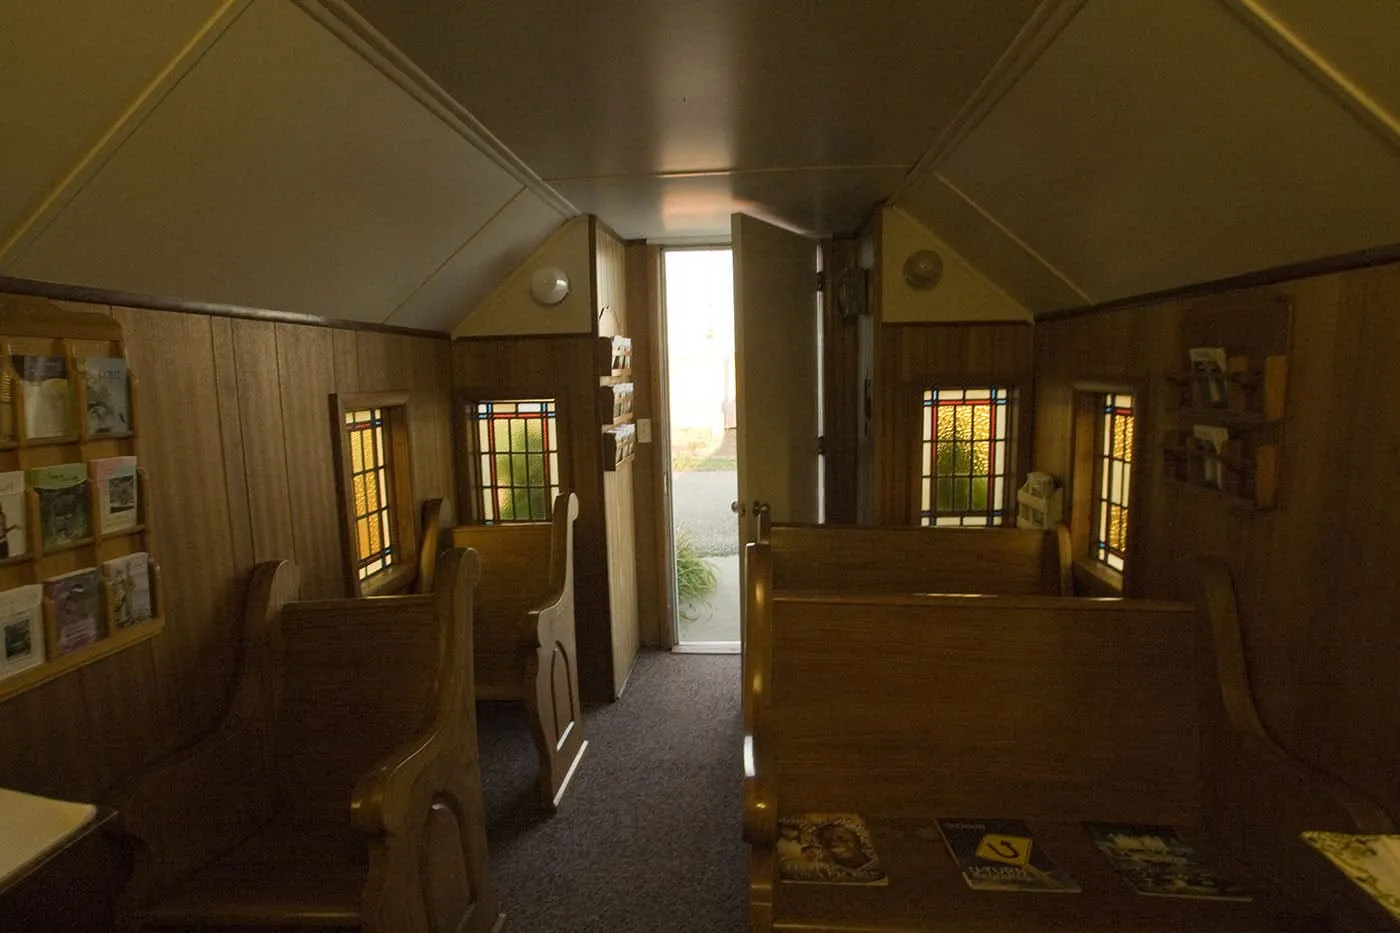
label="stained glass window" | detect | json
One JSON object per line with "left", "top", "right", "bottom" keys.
{"left": 472, "top": 399, "right": 560, "bottom": 523}
{"left": 343, "top": 407, "right": 395, "bottom": 581}
{"left": 1093, "top": 393, "right": 1135, "bottom": 571}
{"left": 920, "top": 387, "right": 1013, "bottom": 527}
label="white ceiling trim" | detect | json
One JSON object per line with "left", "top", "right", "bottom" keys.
{"left": 931, "top": 172, "right": 1095, "bottom": 306}
{"left": 896, "top": 0, "right": 1087, "bottom": 200}
{"left": 299, "top": 0, "right": 580, "bottom": 219}
{"left": 1216, "top": 0, "right": 1400, "bottom": 153}
{"left": 0, "top": 0, "right": 252, "bottom": 270}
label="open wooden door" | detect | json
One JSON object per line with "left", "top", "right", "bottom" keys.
{"left": 733, "top": 213, "right": 821, "bottom": 552}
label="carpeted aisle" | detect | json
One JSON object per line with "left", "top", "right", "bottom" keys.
{"left": 476, "top": 650, "right": 746, "bottom": 932}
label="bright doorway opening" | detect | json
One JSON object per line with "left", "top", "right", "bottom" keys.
{"left": 663, "top": 248, "right": 740, "bottom": 647}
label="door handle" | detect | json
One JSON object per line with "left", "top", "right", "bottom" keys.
{"left": 731, "top": 500, "right": 745, "bottom": 516}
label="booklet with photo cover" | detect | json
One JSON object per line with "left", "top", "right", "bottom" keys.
{"left": 776, "top": 813, "right": 888, "bottom": 885}
{"left": 937, "top": 818, "right": 1080, "bottom": 893}
{"left": 1085, "top": 823, "right": 1251, "bottom": 901}
{"left": 0, "top": 584, "right": 44, "bottom": 681}
{"left": 81, "top": 356, "right": 130, "bottom": 437}
{"left": 30, "top": 463, "right": 91, "bottom": 551}
{"left": 43, "top": 567, "right": 103, "bottom": 656}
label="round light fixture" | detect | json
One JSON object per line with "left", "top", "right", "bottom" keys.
{"left": 530, "top": 267, "right": 571, "bottom": 306}
{"left": 902, "top": 249, "right": 944, "bottom": 291}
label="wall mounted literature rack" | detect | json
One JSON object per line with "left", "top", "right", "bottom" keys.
{"left": 0, "top": 297, "right": 163, "bottom": 703}
{"left": 1161, "top": 292, "right": 1291, "bottom": 511}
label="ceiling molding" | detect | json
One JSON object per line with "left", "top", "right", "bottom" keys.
{"left": 931, "top": 171, "right": 1094, "bottom": 306}
{"left": 298, "top": 0, "right": 580, "bottom": 219}
{"left": 0, "top": 275, "right": 449, "bottom": 339}
{"left": 896, "top": 0, "right": 1087, "bottom": 200}
{"left": 1216, "top": 0, "right": 1400, "bottom": 154}
{"left": 0, "top": 0, "right": 253, "bottom": 271}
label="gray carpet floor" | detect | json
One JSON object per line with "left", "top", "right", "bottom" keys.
{"left": 476, "top": 650, "right": 746, "bottom": 932}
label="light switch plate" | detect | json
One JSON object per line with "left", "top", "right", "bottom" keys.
{"left": 637, "top": 418, "right": 652, "bottom": 443}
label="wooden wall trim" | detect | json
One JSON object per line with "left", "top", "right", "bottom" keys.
{"left": 0, "top": 276, "right": 451, "bottom": 339}
{"left": 1038, "top": 242, "right": 1400, "bottom": 322}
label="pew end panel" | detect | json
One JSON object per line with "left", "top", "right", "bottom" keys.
{"left": 742, "top": 539, "right": 1396, "bottom": 932}
{"left": 107, "top": 549, "right": 504, "bottom": 933}
{"left": 449, "top": 492, "right": 587, "bottom": 810}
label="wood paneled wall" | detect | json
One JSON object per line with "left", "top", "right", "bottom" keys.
{"left": 1033, "top": 261, "right": 1400, "bottom": 821}
{"left": 873, "top": 322, "right": 1035, "bottom": 523}
{"left": 820, "top": 238, "right": 861, "bottom": 525}
{"left": 0, "top": 297, "right": 455, "bottom": 804}
{"left": 625, "top": 244, "right": 670, "bottom": 647}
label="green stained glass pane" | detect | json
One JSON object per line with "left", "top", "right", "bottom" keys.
{"left": 493, "top": 419, "right": 510, "bottom": 451}
{"left": 526, "top": 419, "right": 543, "bottom": 452}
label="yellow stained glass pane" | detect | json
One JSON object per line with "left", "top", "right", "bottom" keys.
{"left": 972, "top": 403, "right": 991, "bottom": 441}
{"left": 350, "top": 428, "right": 365, "bottom": 473}
{"left": 366, "top": 511, "right": 382, "bottom": 555}
{"left": 367, "top": 468, "right": 384, "bottom": 514}
{"left": 353, "top": 474, "right": 368, "bottom": 518}
{"left": 356, "top": 516, "right": 371, "bottom": 559}
{"left": 493, "top": 419, "right": 509, "bottom": 450}
{"left": 1108, "top": 504, "right": 1128, "bottom": 551}
{"left": 1113, "top": 412, "right": 1131, "bottom": 461}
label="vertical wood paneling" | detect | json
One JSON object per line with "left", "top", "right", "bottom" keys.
{"left": 1033, "top": 261, "right": 1400, "bottom": 820}
{"left": 123, "top": 308, "right": 243, "bottom": 742}
{"left": 606, "top": 462, "right": 639, "bottom": 694}
{"left": 821, "top": 238, "right": 861, "bottom": 525}
{"left": 333, "top": 328, "right": 360, "bottom": 394}
{"left": 275, "top": 323, "right": 342, "bottom": 600}
{"left": 0, "top": 298, "right": 456, "bottom": 817}
{"left": 231, "top": 319, "right": 295, "bottom": 563}
{"left": 356, "top": 331, "right": 395, "bottom": 393}
{"left": 874, "top": 323, "right": 1035, "bottom": 523}
{"left": 626, "top": 244, "right": 668, "bottom": 647}
{"left": 453, "top": 336, "right": 614, "bottom": 700}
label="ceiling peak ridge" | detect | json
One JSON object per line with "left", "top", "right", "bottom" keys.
{"left": 0, "top": 0, "right": 254, "bottom": 273}
{"left": 928, "top": 172, "right": 1094, "bottom": 307}
{"left": 296, "top": 0, "right": 580, "bottom": 219}
{"left": 1215, "top": 0, "right": 1400, "bottom": 154}
{"left": 896, "top": 0, "right": 1088, "bottom": 202}
{"left": 543, "top": 165, "right": 914, "bottom": 184}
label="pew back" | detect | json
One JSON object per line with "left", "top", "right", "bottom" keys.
{"left": 275, "top": 593, "right": 446, "bottom": 820}
{"left": 764, "top": 521, "right": 1071, "bottom": 596}
{"left": 765, "top": 592, "right": 1204, "bottom": 826}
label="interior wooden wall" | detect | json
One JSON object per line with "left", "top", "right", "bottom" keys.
{"left": 625, "top": 244, "right": 669, "bottom": 647}
{"left": 0, "top": 296, "right": 455, "bottom": 804}
{"left": 1033, "top": 260, "right": 1400, "bottom": 821}
{"left": 595, "top": 221, "right": 639, "bottom": 693}
{"left": 451, "top": 336, "right": 616, "bottom": 701}
{"left": 821, "top": 238, "right": 861, "bottom": 525}
{"left": 873, "top": 322, "right": 1035, "bottom": 523}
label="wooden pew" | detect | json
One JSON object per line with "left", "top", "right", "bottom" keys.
{"left": 742, "top": 544, "right": 1395, "bottom": 932}
{"left": 757, "top": 510, "right": 1072, "bottom": 597}
{"left": 106, "top": 549, "right": 504, "bottom": 933}
{"left": 448, "top": 493, "right": 587, "bottom": 810}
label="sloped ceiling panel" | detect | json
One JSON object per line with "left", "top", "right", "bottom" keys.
{"left": 6, "top": 1, "right": 522, "bottom": 324}
{"left": 386, "top": 189, "right": 567, "bottom": 331}
{"left": 0, "top": 0, "right": 229, "bottom": 252}
{"left": 1254, "top": 0, "right": 1400, "bottom": 124}
{"left": 937, "top": 0, "right": 1400, "bottom": 303}
{"left": 553, "top": 168, "right": 905, "bottom": 242}
{"left": 897, "top": 171, "right": 1089, "bottom": 312}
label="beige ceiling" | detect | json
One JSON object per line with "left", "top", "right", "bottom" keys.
{"left": 342, "top": 0, "right": 1043, "bottom": 241}
{"left": 0, "top": 0, "right": 1395, "bottom": 329}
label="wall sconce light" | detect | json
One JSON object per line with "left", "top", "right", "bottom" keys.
{"left": 530, "top": 267, "right": 571, "bottom": 306}
{"left": 902, "top": 249, "right": 944, "bottom": 291}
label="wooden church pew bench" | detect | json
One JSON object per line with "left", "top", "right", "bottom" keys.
{"left": 757, "top": 509, "right": 1072, "bottom": 597}
{"left": 742, "top": 544, "right": 1395, "bottom": 933}
{"left": 106, "top": 549, "right": 504, "bottom": 933}
{"left": 448, "top": 493, "right": 587, "bottom": 810}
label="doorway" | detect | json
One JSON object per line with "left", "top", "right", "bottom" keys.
{"left": 663, "top": 248, "right": 740, "bottom": 648}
